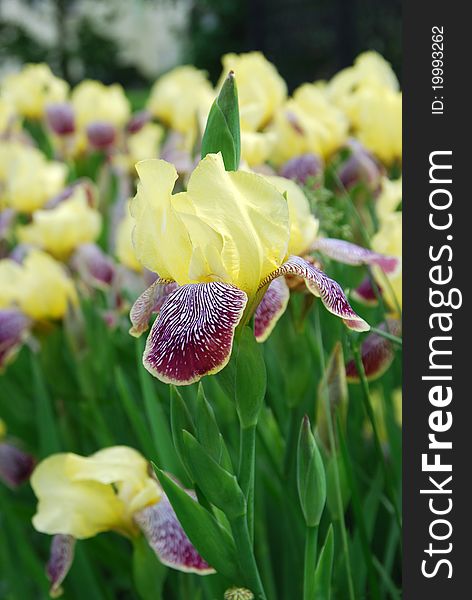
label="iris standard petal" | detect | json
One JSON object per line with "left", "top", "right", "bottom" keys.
{"left": 143, "top": 282, "right": 248, "bottom": 385}
{"left": 129, "top": 278, "right": 178, "bottom": 337}
{"left": 134, "top": 493, "right": 214, "bottom": 575}
{"left": 312, "top": 237, "right": 399, "bottom": 274}
{"left": 254, "top": 277, "right": 290, "bottom": 342}
{"left": 46, "top": 534, "right": 76, "bottom": 598}
{"left": 259, "top": 255, "right": 369, "bottom": 332}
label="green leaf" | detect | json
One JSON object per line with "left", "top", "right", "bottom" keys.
{"left": 182, "top": 431, "right": 246, "bottom": 519}
{"left": 154, "top": 467, "right": 241, "bottom": 582}
{"left": 196, "top": 383, "right": 224, "bottom": 464}
{"left": 297, "top": 416, "right": 326, "bottom": 527}
{"left": 235, "top": 326, "right": 266, "bottom": 428}
{"left": 170, "top": 386, "right": 195, "bottom": 480}
{"left": 201, "top": 71, "right": 240, "bottom": 170}
{"left": 314, "top": 525, "right": 334, "bottom": 600}
{"left": 31, "top": 352, "right": 61, "bottom": 456}
{"left": 133, "top": 535, "right": 167, "bottom": 600}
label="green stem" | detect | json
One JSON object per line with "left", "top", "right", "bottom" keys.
{"left": 351, "top": 341, "right": 402, "bottom": 533}
{"left": 239, "top": 425, "right": 256, "bottom": 541}
{"left": 303, "top": 525, "right": 319, "bottom": 600}
{"left": 231, "top": 514, "right": 267, "bottom": 600}
{"left": 370, "top": 327, "right": 402, "bottom": 346}
{"left": 314, "top": 306, "right": 356, "bottom": 600}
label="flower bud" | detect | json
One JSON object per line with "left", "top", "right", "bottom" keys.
{"left": 45, "top": 103, "right": 75, "bottom": 136}
{"left": 224, "top": 588, "right": 254, "bottom": 600}
{"left": 337, "top": 140, "right": 383, "bottom": 192}
{"left": 279, "top": 153, "right": 324, "bottom": 187}
{"left": 297, "top": 415, "right": 326, "bottom": 527}
{"left": 0, "top": 441, "right": 36, "bottom": 488}
{"left": 46, "top": 534, "right": 76, "bottom": 598}
{"left": 86, "top": 121, "right": 116, "bottom": 150}
{"left": 126, "top": 110, "right": 152, "bottom": 134}
{"left": 0, "top": 308, "right": 30, "bottom": 370}
{"left": 71, "top": 243, "right": 116, "bottom": 289}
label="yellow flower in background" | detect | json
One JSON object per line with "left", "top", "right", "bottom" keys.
{"left": 116, "top": 203, "right": 143, "bottom": 272}
{"left": 126, "top": 122, "right": 164, "bottom": 166}
{"left": 376, "top": 176, "right": 402, "bottom": 221}
{"left": 371, "top": 211, "right": 402, "bottom": 311}
{"left": 17, "top": 188, "right": 102, "bottom": 259}
{"left": 240, "top": 130, "right": 277, "bottom": 167}
{"left": 0, "top": 97, "right": 16, "bottom": 133}
{"left": 16, "top": 250, "right": 77, "bottom": 320}
{"left": 1, "top": 63, "right": 69, "bottom": 119}
{"left": 147, "top": 66, "right": 214, "bottom": 145}
{"left": 327, "top": 51, "right": 399, "bottom": 107}
{"left": 31, "top": 446, "right": 161, "bottom": 539}
{"left": 269, "top": 85, "right": 348, "bottom": 165}
{"left": 0, "top": 141, "right": 67, "bottom": 213}
{"left": 219, "top": 52, "right": 287, "bottom": 131}
{"left": 71, "top": 80, "right": 131, "bottom": 130}
{"left": 345, "top": 86, "right": 402, "bottom": 164}
{"left": 264, "top": 175, "right": 319, "bottom": 256}
{"left": 0, "top": 259, "right": 23, "bottom": 309}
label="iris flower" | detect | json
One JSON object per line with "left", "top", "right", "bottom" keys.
{"left": 31, "top": 446, "right": 212, "bottom": 595}
{"left": 129, "top": 153, "right": 374, "bottom": 385}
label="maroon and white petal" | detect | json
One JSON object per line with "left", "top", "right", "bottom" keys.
{"left": 254, "top": 278, "right": 290, "bottom": 342}
{"left": 143, "top": 282, "right": 247, "bottom": 385}
{"left": 312, "top": 238, "right": 399, "bottom": 275}
{"left": 259, "top": 255, "right": 369, "bottom": 332}
{"left": 134, "top": 494, "right": 214, "bottom": 575}
{"left": 46, "top": 534, "right": 76, "bottom": 598}
{"left": 129, "top": 278, "right": 178, "bottom": 337}
{"left": 346, "top": 319, "right": 401, "bottom": 382}
{"left": 351, "top": 276, "right": 381, "bottom": 307}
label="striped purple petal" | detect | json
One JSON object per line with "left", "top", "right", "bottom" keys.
{"left": 259, "top": 255, "right": 369, "bottom": 332}
{"left": 312, "top": 238, "right": 399, "bottom": 274}
{"left": 129, "top": 278, "right": 178, "bottom": 337}
{"left": 254, "top": 277, "right": 290, "bottom": 342}
{"left": 134, "top": 494, "right": 214, "bottom": 575}
{"left": 46, "top": 534, "right": 76, "bottom": 598}
{"left": 143, "top": 282, "right": 247, "bottom": 385}
{"left": 351, "top": 276, "right": 381, "bottom": 306}
{"left": 346, "top": 319, "right": 401, "bottom": 382}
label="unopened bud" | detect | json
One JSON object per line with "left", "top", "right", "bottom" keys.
{"left": 45, "top": 103, "right": 75, "bottom": 136}
{"left": 47, "top": 534, "right": 76, "bottom": 598}
{"left": 297, "top": 415, "right": 326, "bottom": 527}
{"left": 224, "top": 587, "right": 254, "bottom": 600}
{"left": 280, "top": 153, "right": 324, "bottom": 187}
{"left": 87, "top": 121, "right": 116, "bottom": 150}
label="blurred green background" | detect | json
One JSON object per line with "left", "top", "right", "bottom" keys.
{"left": 0, "top": 0, "right": 401, "bottom": 89}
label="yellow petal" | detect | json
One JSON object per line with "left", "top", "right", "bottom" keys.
{"left": 265, "top": 175, "right": 319, "bottom": 256}
{"left": 31, "top": 454, "right": 127, "bottom": 539}
{"left": 182, "top": 153, "right": 289, "bottom": 294}
{"left": 131, "top": 159, "right": 194, "bottom": 280}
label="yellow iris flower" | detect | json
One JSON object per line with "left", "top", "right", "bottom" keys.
{"left": 1, "top": 63, "right": 69, "bottom": 120}
{"left": 129, "top": 153, "right": 368, "bottom": 384}
{"left": 17, "top": 187, "right": 102, "bottom": 259}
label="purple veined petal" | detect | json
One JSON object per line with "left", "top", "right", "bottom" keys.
{"left": 129, "top": 278, "right": 178, "bottom": 337}
{"left": 254, "top": 277, "right": 290, "bottom": 342}
{"left": 0, "top": 309, "right": 31, "bottom": 371}
{"left": 346, "top": 319, "right": 401, "bottom": 382}
{"left": 351, "top": 276, "right": 381, "bottom": 307}
{"left": 143, "top": 282, "right": 248, "bottom": 385}
{"left": 134, "top": 494, "right": 215, "bottom": 575}
{"left": 45, "top": 103, "right": 76, "bottom": 136}
{"left": 0, "top": 442, "right": 36, "bottom": 488}
{"left": 46, "top": 534, "right": 76, "bottom": 598}
{"left": 86, "top": 121, "right": 117, "bottom": 150}
{"left": 259, "top": 255, "right": 369, "bottom": 332}
{"left": 312, "top": 238, "right": 400, "bottom": 275}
